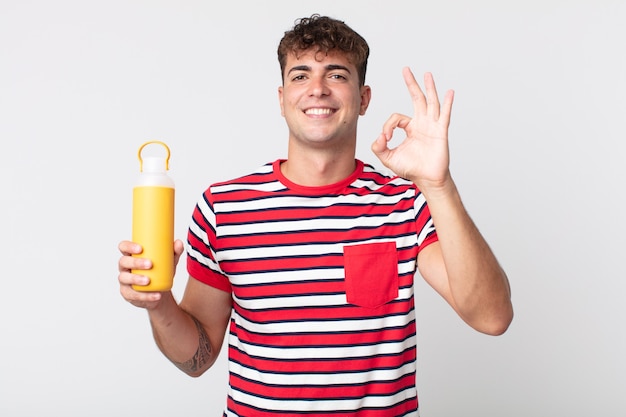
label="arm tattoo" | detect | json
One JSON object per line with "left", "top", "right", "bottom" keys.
{"left": 172, "top": 315, "right": 212, "bottom": 374}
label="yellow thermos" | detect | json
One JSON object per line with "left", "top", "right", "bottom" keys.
{"left": 131, "top": 141, "right": 175, "bottom": 292}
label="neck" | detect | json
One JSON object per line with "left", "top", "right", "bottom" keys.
{"left": 280, "top": 148, "right": 356, "bottom": 187}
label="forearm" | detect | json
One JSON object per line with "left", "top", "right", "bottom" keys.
{"left": 420, "top": 177, "right": 513, "bottom": 334}
{"left": 147, "top": 292, "right": 215, "bottom": 376}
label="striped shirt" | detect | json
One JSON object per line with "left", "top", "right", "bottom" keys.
{"left": 186, "top": 159, "right": 438, "bottom": 416}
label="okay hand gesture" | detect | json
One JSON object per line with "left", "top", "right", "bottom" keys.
{"left": 371, "top": 67, "right": 454, "bottom": 191}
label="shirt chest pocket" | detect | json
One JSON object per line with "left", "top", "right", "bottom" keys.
{"left": 343, "top": 241, "right": 399, "bottom": 309}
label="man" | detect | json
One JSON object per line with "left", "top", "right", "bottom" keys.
{"left": 118, "top": 14, "right": 513, "bottom": 416}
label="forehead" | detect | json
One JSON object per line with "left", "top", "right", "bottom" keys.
{"left": 285, "top": 49, "right": 356, "bottom": 71}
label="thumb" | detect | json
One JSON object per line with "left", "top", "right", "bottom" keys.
{"left": 174, "top": 239, "right": 185, "bottom": 265}
{"left": 371, "top": 132, "right": 391, "bottom": 161}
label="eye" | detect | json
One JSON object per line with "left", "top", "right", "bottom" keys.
{"left": 329, "top": 73, "right": 348, "bottom": 81}
{"left": 291, "top": 74, "right": 307, "bottom": 82}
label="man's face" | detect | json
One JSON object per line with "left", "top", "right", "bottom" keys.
{"left": 278, "top": 49, "right": 371, "bottom": 149}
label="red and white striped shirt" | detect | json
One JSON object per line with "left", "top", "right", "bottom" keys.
{"left": 187, "top": 159, "right": 437, "bottom": 416}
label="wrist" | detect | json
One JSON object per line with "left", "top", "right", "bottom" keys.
{"left": 411, "top": 172, "right": 456, "bottom": 201}
{"left": 146, "top": 291, "right": 177, "bottom": 321}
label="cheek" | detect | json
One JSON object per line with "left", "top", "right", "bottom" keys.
{"left": 281, "top": 101, "right": 296, "bottom": 119}
{"left": 282, "top": 95, "right": 301, "bottom": 118}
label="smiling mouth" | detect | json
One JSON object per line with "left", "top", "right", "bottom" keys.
{"left": 304, "top": 108, "right": 335, "bottom": 115}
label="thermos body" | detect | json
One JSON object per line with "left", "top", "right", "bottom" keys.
{"left": 131, "top": 141, "right": 175, "bottom": 292}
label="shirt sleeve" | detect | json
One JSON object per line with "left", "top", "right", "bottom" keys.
{"left": 186, "top": 188, "right": 232, "bottom": 293}
{"left": 414, "top": 188, "right": 438, "bottom": 253}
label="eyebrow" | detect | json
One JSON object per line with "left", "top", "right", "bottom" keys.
{"left": 287, "top": 64, "right": 352, "bottom": 75}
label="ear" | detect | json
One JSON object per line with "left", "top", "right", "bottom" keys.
{"left": 359, "top": 85, "right": 372, "bottom": 116}
{"left": 278, "top": 86, "right": 285, "bottom": 117}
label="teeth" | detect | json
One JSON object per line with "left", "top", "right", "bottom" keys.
{"left": 305, "top": 108, "right": 333, "bottom": 115}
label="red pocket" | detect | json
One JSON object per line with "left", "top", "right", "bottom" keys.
{"left": 343, "top": 242, "right": 399, "bottom": 309}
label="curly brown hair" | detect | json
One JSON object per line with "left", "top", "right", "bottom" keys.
{"left": 277, "top": 14, "right": 370, "bottom": 86}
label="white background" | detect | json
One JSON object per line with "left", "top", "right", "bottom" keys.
{"left": 1, "top": 0, "right": 625, "bottom": 415}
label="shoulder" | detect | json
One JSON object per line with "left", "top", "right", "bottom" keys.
{"left": 200, "top": 161, "right": 285, "bottom": 197}
{"left": 356, "top": 160, "right": 416, "bottom": 192}
{"left": 211, "top": 161, "right": 275, "bottom": 189}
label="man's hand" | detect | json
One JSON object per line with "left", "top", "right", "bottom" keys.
{"left": 117, "top": 239, "right": 185, "bottom": 309}
{"left": 371, "top": 67, "right": 454, "bottom": 191}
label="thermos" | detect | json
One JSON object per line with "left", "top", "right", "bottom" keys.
{"left": 131, "top": 141, "right": 175, "bottom": 292}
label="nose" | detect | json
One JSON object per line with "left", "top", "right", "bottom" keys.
{"left": 308, "top": 76, "right": 330, "bottom": 97}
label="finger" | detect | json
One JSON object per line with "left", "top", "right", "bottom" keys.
{"left": 381, "top": 112, "right": 412, "bottom": 139}
{"left": 423, "top": 72, "right": 441, "bottom": 120}
{"left": 174, "top": 239, "right": 185, "bottom": 256}
{"left": 371, "top": 131, "right": 401, "bottom": 173}
{"left": 173, "top": 239, "right": 185, "bottom": 265}
{"left": 402, "top": 67, "right": 426, "bottom": 117}
{"left": 118, "top": 270, "right": 149, "bottom": 287}
{"left": 439, "top": 89, "right": 455, "bottom": 127}
{"left": 118, "top": 271, "right": 163, "bottom": 301}
{"left": 120, "top": 283, "right": 162, "bottom": 306}
{"left": 118, "top": 252, "right": 152, "bottom": 273}
{"left": 118, "top": 240, "right": 143, "bottom": 256}
{"left": 371, "top": 131, "right": 390, "bottom": 158}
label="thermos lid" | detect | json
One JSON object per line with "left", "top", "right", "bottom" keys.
{"left": 138, "top": 141, "right": 171, "bottom": 172}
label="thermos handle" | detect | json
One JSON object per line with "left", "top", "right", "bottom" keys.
{"left": 137, "top": 141, "right": 171, "bottom": 172}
